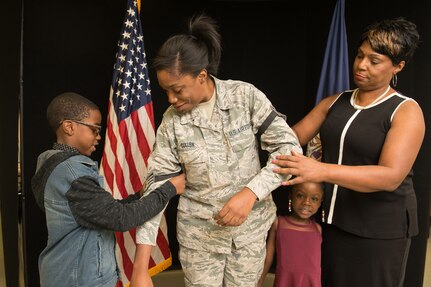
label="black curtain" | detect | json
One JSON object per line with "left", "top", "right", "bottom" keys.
{"left": 0, "top": 0, "right": 21, "bottom": 286}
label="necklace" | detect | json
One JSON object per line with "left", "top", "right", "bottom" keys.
{"left": 351, "top": 85, "right": 391, "bottom": 110}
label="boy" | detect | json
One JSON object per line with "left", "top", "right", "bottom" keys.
{"left": 31, "top": 92, "right": 184, "bottom": 287}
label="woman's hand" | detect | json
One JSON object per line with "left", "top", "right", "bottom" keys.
{"left": 215, "top": 188, "right": 257, "bottom": 226}
{"left": 273, "top": 150, "right": 325, "bottom": 185}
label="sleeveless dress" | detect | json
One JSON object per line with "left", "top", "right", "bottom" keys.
{"left": 319, "top": 90, "right": 418, "bottom": 287}
{"left": 274, "top": 216, "right": 322, "bottom": 287}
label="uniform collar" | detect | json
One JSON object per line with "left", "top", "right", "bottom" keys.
{"left": 179, "top": 75, "right": 232, "bottom": 125}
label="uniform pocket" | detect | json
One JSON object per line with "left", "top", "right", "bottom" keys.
{"left": 227, "top": 121, "right": 256, "bottom": 153}
{"left": 227, "top": 124, "right": 260, "bottom": 176}
{"left": 178, "top": 140, "right": 209, "bottom": 190}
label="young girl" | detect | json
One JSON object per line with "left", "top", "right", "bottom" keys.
{"left": 258, "top": 182, "right": 324, "bottom": 287}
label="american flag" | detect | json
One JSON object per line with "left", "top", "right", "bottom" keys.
{"left": 100, "top": 0, "right": 172, "bottom": 285}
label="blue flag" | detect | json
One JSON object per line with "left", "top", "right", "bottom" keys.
{"left": 307, "top": 0, "right": 349, "bottom": 161}
{"left": 315, "top": 0, "right": 349, "bottom": 105}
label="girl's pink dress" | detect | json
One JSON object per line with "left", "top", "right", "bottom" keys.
{"left": 274, "top": 216, "right": 322, "bottom": 287}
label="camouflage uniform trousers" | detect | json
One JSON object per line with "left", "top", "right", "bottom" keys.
{"left": 179, "top": 236, "right": 266, "bottom": 287}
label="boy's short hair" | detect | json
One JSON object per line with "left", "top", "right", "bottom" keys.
{"left": 46, "top": 92, "right": 99, "bottom": 132}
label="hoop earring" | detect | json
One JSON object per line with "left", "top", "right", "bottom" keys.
{"left": 392, "top": 73, "right": 398, "bottom": 87}
{"left": 288, "top": 199, "right": 292, "bottom": 213}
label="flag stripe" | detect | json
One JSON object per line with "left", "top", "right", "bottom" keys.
{"left": 131, "top": 110, "right": 149, "bottom": 165}
{"left": 115, "top": 232, "right": 134, "bottom": 280}
{"left": 118, "top": 120, "right": 142, "bottom": 191}
{"left": 158, "top": 235, "right": 170, "bottom": 259}
{"left": 114, "top": 122, "right": 135, "bottom": 197}
{"left": 144, "top": 101, "right": 155, "bottom": 130}
{"left": 123, "top": 229, "right": 137, "bottom": 272}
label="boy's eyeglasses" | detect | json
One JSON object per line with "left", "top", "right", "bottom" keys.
{"left": 64, "top": 120, "right": 102, "bottom": 136}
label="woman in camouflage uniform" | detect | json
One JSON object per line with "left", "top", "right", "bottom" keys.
{"left": 131, "top": 14, "right": 301, "bottom": 287}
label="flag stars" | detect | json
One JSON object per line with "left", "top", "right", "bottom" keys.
{"left": 122, "top": 31, "right": 131, "bottom": 39}
{"left": 120, "top": 42, "right": 128, "bottom": 50}
{"left": 125, "top": 19, "right": 133, "bottom": 28}
{"left": 123, "top": 81, "right": 131, "bottom": 89}
{"left": 127, "top": 7, "right": 135, "bottom": 17}
{"left": 110, "top": 2, "right": 152, "bottom": 121}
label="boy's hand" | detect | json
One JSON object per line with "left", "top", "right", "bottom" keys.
{"left": 169, "top": 173, "right": 186, "bottom": 195}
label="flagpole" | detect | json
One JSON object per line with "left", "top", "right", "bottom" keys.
{"left": 19, "top": 0, "right": 29, "bottom": 285}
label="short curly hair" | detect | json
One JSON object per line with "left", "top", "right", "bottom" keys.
{"left": 360, "top": 17, "right": 420, "bottom": 65}
{"left": 46, "top": 92, "right": 99, "bottom": 132}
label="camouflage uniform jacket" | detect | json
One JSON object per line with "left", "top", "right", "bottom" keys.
{"left": 136, "top": 76, "right": 302, "bottom": 253}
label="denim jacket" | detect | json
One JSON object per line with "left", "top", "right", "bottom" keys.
{"left": 32, "top": 150, "right": 176, "bottom": 287}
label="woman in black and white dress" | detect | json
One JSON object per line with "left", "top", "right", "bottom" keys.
{"left": 273, "top": 17, "right": 425, "bottom": 287}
